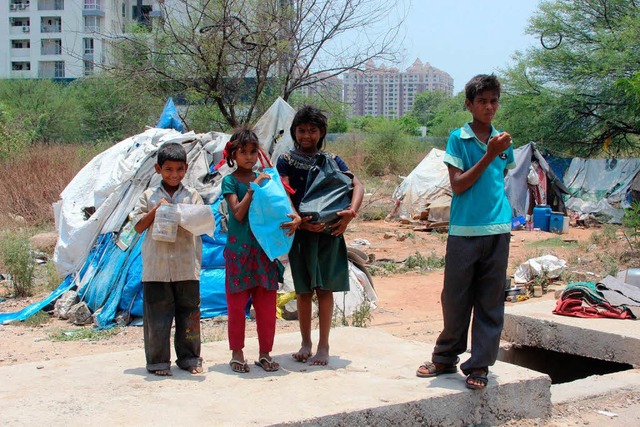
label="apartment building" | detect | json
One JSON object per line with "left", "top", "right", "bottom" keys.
{"left": 343, "top": 59, "right": 454, "bottom": 118}
{"left": 1, "top": 0, "right": 162, "bottom": 79}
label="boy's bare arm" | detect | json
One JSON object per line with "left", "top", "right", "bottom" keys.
{"left": 448, "top": 132, "right": 512, "bottom": 194}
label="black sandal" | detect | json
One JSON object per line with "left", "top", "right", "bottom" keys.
{"left": 465, "top": 369, "right": 489, "bottom": 390}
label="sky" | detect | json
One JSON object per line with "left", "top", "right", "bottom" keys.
{"left": 399, "top": 0, "right": 543, "bottom": 93}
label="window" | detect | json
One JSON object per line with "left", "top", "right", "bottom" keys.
{"left": 84, "top": 0, "right": 100, "bottom": 10}
{"left": 54, "top": 61, "right": 64, "bottom": 78}
{"left": 84, "top": 15, "right": 99, "bottom": 32}
{"left": 11, "top": 40, "right": 30, "bottom": 48}
{"left": 41, "top": 39, "right": 62, "bottom": 55}
{"left": 84, "top": 60, "right": 94, "bottom": 75}
{"left": 83, "top": 37, "right": 94, "bottom": 54}
{"left": 12, "top": 61, "right": 31, "bottom": 70}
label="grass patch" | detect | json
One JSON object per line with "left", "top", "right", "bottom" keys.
{"left": 526, "top": 237, "right": 578, "bottom": 249}
{"left": 17, "top": 310, "right": 51, "bottom": 327}
{"left": 48, "top": 327, "right": 120, "bottom": 342}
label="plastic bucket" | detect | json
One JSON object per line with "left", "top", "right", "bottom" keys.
{"left": 533, "top": 205, "right": 552, "bottom": 232}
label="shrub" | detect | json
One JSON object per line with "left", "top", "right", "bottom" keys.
{"left": 0, "top": 231, "right": 35, "bottom": 297}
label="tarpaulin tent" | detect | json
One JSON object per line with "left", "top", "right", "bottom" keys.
{"left": 504, "top": 142, "right": 570, "bottom": 219}
{"left": 562, "top": 157, "right": 640, "bottom": 223}
{"left": 390, "top": 148, "right": 451, "bottom": 221}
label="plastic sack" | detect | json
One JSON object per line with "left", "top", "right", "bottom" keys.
{"left": 298, "top": 153, "right": 353, "bottom": 228}
{"left": 176, "top": 204, "right": 215, "bottom": 237}
{"left": 155, "top": 98, "right": 185, "bottom": 133}
{"left": 248, "top": 167, "right": 295, "bottom": 261}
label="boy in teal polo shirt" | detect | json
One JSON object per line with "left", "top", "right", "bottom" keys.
{"left": 416, "top": 74, "right": 515, "bottom": 390}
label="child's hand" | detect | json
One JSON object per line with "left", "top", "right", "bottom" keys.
{"left": 153, "top": 198, "right": 170, "bottom": 211}
{"left": 299, "top": 216, "right": 325, "bottom": 233}
{"left": 254, "top": 172, "right": 271, "bottom": 186}
{"left": 281, "top": 213, "right": 302, "bottom": 236}
{"left": 330, "top": 208, "right": 357, "bottom": 236}
{"left": 487, "top": 132, "right": 512, "bottom": 157}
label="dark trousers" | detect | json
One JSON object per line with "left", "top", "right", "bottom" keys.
{"left": 432, "top": 233, "right": 510, "bottom": 374}
{"left": 143, "top": 280, "right": 202, "bottom": 372}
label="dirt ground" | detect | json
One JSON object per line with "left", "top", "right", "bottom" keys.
{"left": 0, "top": 219, "right": 637, "bottom": 426}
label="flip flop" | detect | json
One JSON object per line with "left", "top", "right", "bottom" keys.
{"left": 229, "top": 359, "right": 250, "bottom": 373}
{"left": 416, "top": 361, "right": 458, "bottom": 378}
{"left": 465, "top": 369, "right": 489, "bottom": 390}
{"left": 254, "top": 357, "right": 280, "bottom": 372}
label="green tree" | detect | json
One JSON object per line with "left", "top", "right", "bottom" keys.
{"left": 361, "top": 118, "right": 422, "bottom": 176}
{"left": 500, "top": 0, "right": 640, "bottom": 156}
{"left": 0, "top": 79, "right": 84, "bottom": 144}
{"left": 427, "top": 92, "right": 470, "bottom": 139}
{"left": 409, "top": 90, "right": 449, "bottom": 127}
{"left": 70, "top": 77, "right": 163, "bottom": 141}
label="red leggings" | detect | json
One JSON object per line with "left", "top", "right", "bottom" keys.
{"left": 226, "top": 286, "right": 277, "bottom": 353}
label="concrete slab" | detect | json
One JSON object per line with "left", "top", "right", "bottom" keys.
{"left": 0, "top": 327, "right": 551, "bottom": 427}
{"left": 551, "top": 369, "right": 640, "bottom": 404}
{"left": 503, "top": 299, "right": 640, "bottom": 366}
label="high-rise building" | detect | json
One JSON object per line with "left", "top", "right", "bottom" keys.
{"left": 1, "top": 0, "right": 163, "bottom": 79}
{"left": 343, "top": 59, "right": 454, "bottom": 118}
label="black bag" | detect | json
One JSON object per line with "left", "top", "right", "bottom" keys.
{"left": 298, "top": 153, "right": 353, "bottom": 229}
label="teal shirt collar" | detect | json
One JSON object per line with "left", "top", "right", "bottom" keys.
{"left": 460, "top": 122, "right": 500, "bottom": 142}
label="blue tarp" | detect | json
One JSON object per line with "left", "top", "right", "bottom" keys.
{"left": 155, "top": 97, "right": 185, "bottom": 133}
{"left": 0, "top": 276, "right": 75, "bottom": 324}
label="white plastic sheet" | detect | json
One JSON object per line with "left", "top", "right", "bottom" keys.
{"left": 514, "top": 255, "right": 566, "bottom": 284}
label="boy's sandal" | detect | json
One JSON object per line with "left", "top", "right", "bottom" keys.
{"left": 416, "top": 361, "right": 458, "bottom": 378}
{"left": 465, "top": 369, "right": 489, "bottom": 390}
{"left": 254, "top": 357, "right": 280, "bottom": 372}
{"left": 229, "top": 359, "right": 250, "bottom": 373}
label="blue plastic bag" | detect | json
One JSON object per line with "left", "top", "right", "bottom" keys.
{"left": 156, "top": 97, "right": 185, "bottom": 133}
{"left": 248, "top": 167, "right": 295, "bottom": 261}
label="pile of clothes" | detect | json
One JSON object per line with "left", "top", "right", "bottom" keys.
{"left": 553, "top": 276, "right": 640, "bottom": 319}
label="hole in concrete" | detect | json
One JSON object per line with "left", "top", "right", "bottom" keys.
{"left": 498, "top": 345, "right": 633, "bottom": 384}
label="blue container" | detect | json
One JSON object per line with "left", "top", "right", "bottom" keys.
{"left": 533, "top": 205, "right": 552, "bottom": 232}
{"left": 549, "top": 212, "right": 567, "bottom": 233}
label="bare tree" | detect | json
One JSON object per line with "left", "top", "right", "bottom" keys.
{"left": 110, "top": 0, "right": 405, "bottom": 128}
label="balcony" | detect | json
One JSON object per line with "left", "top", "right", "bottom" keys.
{"left": 11, "top": 70, "right": 32, "bottom": 78}
{"left": 10, "top": 48, "right": 30, "bottom": 58}
{"left": 83, "top": 0, "right": 104, "bottom": 16}
{"left": 41, "top": 24, "right": 61, "bottom": 33}
{"left": 10, "top": 25, "right": 31, "bottom": 35}
{"left": 38, "top": 0, "right": 63, "bottom": 11}
{"left": 9, "top": 1, "right": 31, "bottom": 12}
{"left": 41, "top": 46, "right": 62, "bottom": 55}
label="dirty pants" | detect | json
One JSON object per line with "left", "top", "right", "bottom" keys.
{"left": 143, "top": 280, "right": 202, "bottom": 372}
{"left": 432, "top": 233, "right": 510, "bottom": 374}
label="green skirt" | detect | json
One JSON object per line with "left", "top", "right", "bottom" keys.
{"left": 288, "top": 230, "right": 349, "bottom": 294}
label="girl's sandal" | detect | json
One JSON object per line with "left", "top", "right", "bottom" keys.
{"left": 255, "top": 357, "right": 280, "bottom": 372}
{"left": 229, "top": 359, "right": 250, "bottom": 373}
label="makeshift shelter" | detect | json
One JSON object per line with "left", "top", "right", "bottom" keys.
{"left": 504, "top": 142, "right": 570, "bottom": 219}
{"left": 390, "top": 148, "right": 451, "bottom": 222}
{"left": 0, "top": 98, "right": 376, "bottom": 326}
{"left": 562, "top": 157, "right": 640, "bottom": 223}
